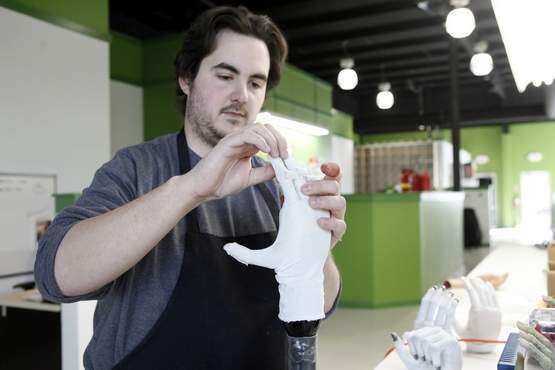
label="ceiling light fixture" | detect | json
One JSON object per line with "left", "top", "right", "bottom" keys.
{"left": 445, "top": 0, "right": 476, "bottom": 39}
{"left": 470, "top": 41, "right": 494, "bottom": 76}
{"left": 337, "top": 57, "right": 358, "bottom": 90}
{"left": 376, "top": 82, "right": 394, "bottom": 110}
{"left": 491, "top": 0, "right": 555, "bottom": 92}
{"left": 256, "top": 112, "right": 329, "bottom": 137}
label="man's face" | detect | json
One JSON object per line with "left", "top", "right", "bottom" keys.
{"left": 180, "top": 30, "right": 270, "bottom": 147}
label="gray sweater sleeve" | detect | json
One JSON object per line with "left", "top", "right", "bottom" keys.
{"left": 34, "top": 148, "right": 138, "bottom": 303}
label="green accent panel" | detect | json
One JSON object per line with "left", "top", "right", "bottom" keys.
{"left": 460, "top": 126, "right": 503, "bottom": 225}
{"left": 0, "top": 0, "right": 109, "bottom": 41}
{"left": 361, "top": 130, "right": 451, "bottom": 144}
{"left": 331, "top": 111, "right": 354, "bottom": 139}
{"left": 110, "top": 32, "right": 143, "bottom": 86}
{"left": 274, "top": 97, "right": 319, "bottom": 124}
{"left": 370, "top": 196, "right": 421, "bottom": 306}
{"left": 274, "top": 65, "right": 317, "bottom": 109}
{"left": 333, "top": 198, "right": 374, "bottom": 307}
{"left": 501, "top": 130, "right": 514, "bottom": 226}
{"left": 335, "top": 193, "right": 421, "bottom": 308}
{"left": 54, "top": 193, "right": 81, "bottom": 213}
{"left": 143, "top": 34, "right": 182, "bottom": 85}
{"left": 144, "top": 82, "right": 183, "bottom": 141}
{"left": 315, "top": 80, "right": 332, "bottom": 112}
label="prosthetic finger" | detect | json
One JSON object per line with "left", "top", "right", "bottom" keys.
{"left": 223, "top": 242, "right": 278, "bottom": 269}
{"left": 473, "top": 277, "right": 489, "bottom": 309}
{"left": 435, "top": 291, "right": 457, "bottom": 328}
{"left": 518, "top": 337, "right": 555, "bottom": 370}
{"left": 485, "top": 282, "right": 500, "bottom": 309}
{"left": 422, "top": 330, "right": 445, "bottom": 367}
{"left": 415, "top": 286, "right": 438, "bottom": 328}
{"left": 517, "top": 321, "right": 555, "bottom": 362}
{"left": 424, "top": 288, "right": 445, "bottom": 325}
{"left": 270, "top": 158, "right": 297, "bottom": 198}
{"left": 413, "top": 327, "right": 438, "bottom": 362}
{"left": 392, "top": 333, "right": 419, "bottom": 368}
{"left": 463, "top": 277, "right": 482, "bottom": 310}
{"left": 443, "top": 297, "right": 459, "bottom": 333}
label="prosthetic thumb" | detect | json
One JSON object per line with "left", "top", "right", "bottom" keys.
{"left": 223, "top": 242, "right": 278, "bottom": 270}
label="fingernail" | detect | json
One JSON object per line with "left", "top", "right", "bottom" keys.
{"left": 390, "top": 333, "right": 398, "bottom": 341}
{"left": 310, "top": 197, "right": 318, "bottom": 206}
{"left": 302, "top": 184, "right": 311, "bottom": 193}
{"left": 414, "top": 355, "right": 419, "bottom": 360}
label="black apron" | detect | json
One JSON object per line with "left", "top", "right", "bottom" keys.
{"left": 113, "top": 130, "right": 286, "bottom": 370}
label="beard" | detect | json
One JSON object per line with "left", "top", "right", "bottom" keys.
{"left": 185, "top": 84, "right": 248, "bottom": 148}
{"left": 185, "top": 84, "right": 227, "bottom": 148}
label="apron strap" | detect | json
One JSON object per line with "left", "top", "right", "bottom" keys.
{"left": 177, "top": 129, "right": 280, "bottom": 233}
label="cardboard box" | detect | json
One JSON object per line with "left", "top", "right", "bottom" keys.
{"left": 549, "top": 244, "right": 555, "bottom": 263}
{"left": 548, "top": 271, "right": 555, "bottom": 297}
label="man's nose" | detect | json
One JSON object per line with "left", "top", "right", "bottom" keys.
{"left": 230, "top": 80, "right": 248, "bottom": 103}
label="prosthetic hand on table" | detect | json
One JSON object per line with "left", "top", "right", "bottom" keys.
{"left": 454, "top": 277, "right": 502, "bottom": 353}
{"left": 224, "top": 157, "right": 331, "bottom": 322}
{"left": 414, "top": 277, "right": 502, "bottom": 353}
{"left": 392, "top": 327, "right": 462, "bottom": 370}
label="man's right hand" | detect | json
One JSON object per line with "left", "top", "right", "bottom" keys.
{"left": 188, "top": 123, "right": 288, "bottom": 201}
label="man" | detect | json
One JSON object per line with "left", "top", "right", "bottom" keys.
{"left": 35, "top": 6, "right": 346, "bottom": 370}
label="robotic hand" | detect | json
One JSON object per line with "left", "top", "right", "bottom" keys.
{"left": 414, "top": 286, "right": 459, "bottom": 332}
{"left": 392, "top": 327, "right": 462, "bottom": 370}
{"left": 542, "top": 295, "right": 555, "bottom": 308}
{"left": 224, "top": 157, "right": 331, "bottom": 322}
{"left": 516, "top": 321, "right": 555, "bottom": 370}
{"left": 454, "top": 277, "right": 502, "bottom": 353}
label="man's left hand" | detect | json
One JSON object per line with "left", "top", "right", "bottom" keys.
{"left": 301, "top": 162, "right": 347, "bottom": 248}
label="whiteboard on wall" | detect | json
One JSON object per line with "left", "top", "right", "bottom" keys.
{"left": 0, "top": 173, "right": 56, "bottom": 277}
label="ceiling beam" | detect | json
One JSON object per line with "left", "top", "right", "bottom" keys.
{"left": 290, "top": 18, "right": 498, "bottom": 56}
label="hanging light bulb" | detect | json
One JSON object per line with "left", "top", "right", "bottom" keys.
{"left": 376, "top": 82, "right": 394, "bottom": 110}
{"left": 445, "top": 0, "right": 476, "bottom": 39}
{"left": 470, "top": 41, "right": 494, "bottom": 76}
{"left": 337, "top": 58, "right": 358, "bottom": 90}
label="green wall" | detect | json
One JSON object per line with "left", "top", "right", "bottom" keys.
{"left": 0, "top": 0, "right": 109, "bottom": 40}
{"left": 361, "top": 122, "right": 555, "bottom": 227}
{"left": 111, "top": 32, "right": 143, "bottom": 85}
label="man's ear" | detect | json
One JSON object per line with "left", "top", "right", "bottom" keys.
{"left": 178, "top": 77, "right": 191, "bottom": 96}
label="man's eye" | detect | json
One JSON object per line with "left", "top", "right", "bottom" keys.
{"left": 250, "top": 81, "right": 263, "bottom": 89}
{"left": 218, "top": 75, "right": 232, "bottom": 80}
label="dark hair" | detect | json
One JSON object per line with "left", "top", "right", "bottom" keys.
{"left": 174, "top": 6, "right": 288, "bottom": 114}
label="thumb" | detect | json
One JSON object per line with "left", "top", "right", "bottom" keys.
{"left": 223, "top": 242, "right": 278, "bottom": 270}
{"left": 247, "top": 163, "right": 275, "bottom": 187}
{"left": 391, "top": 333, "right": 417, "bottom": 367}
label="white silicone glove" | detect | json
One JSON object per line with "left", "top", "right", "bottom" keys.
{"left": 414, "top": 286, "right": 459, "bottom": 332}
{"left": 454, "top": 277, "right": 502, "bottom": 353}
{"left": 392, "top": 327, "right": 462, "bottom": 370}
{"left": 223, "top": 157, "right": 331, "bottom": 322}
{"left": 516, "top": 320, "right": 555, "bottom": 370}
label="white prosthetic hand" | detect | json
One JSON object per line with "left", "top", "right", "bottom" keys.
{"left": 516, "top": 321, "right": 555, "bottom": 370}
{"left": 414, "top": 286, "right": 459, "bottom": 332}
{"left": 223, "top": 157, "right": 331, "bottom": 322}
{"left": 454, "top": 277, "right": 502, "bottom": 353}
{"left": 392, "top": 327, "right": 462, "bottom": 370}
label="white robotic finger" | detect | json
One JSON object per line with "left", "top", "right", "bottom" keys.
{"left": 435, "top": 291, "right": 457, "bottom": 328}
{"left": 424, "top": 288, "right": 446, "bottom": 326}
{"left": 392, "top": 333, "right": 420, "bottom": 367}
{"left": 462, "top": 277, "right": 482, "bottom": 310}
{"left": 416, "top": 286, "right": 439, "bottom": 329}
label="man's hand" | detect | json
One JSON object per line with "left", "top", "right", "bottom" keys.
{"left": 301, "top": 162, "right": 347, "bottom": 248}
{"left": 188, "top": 123, "right": 288, "bottom": 201}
